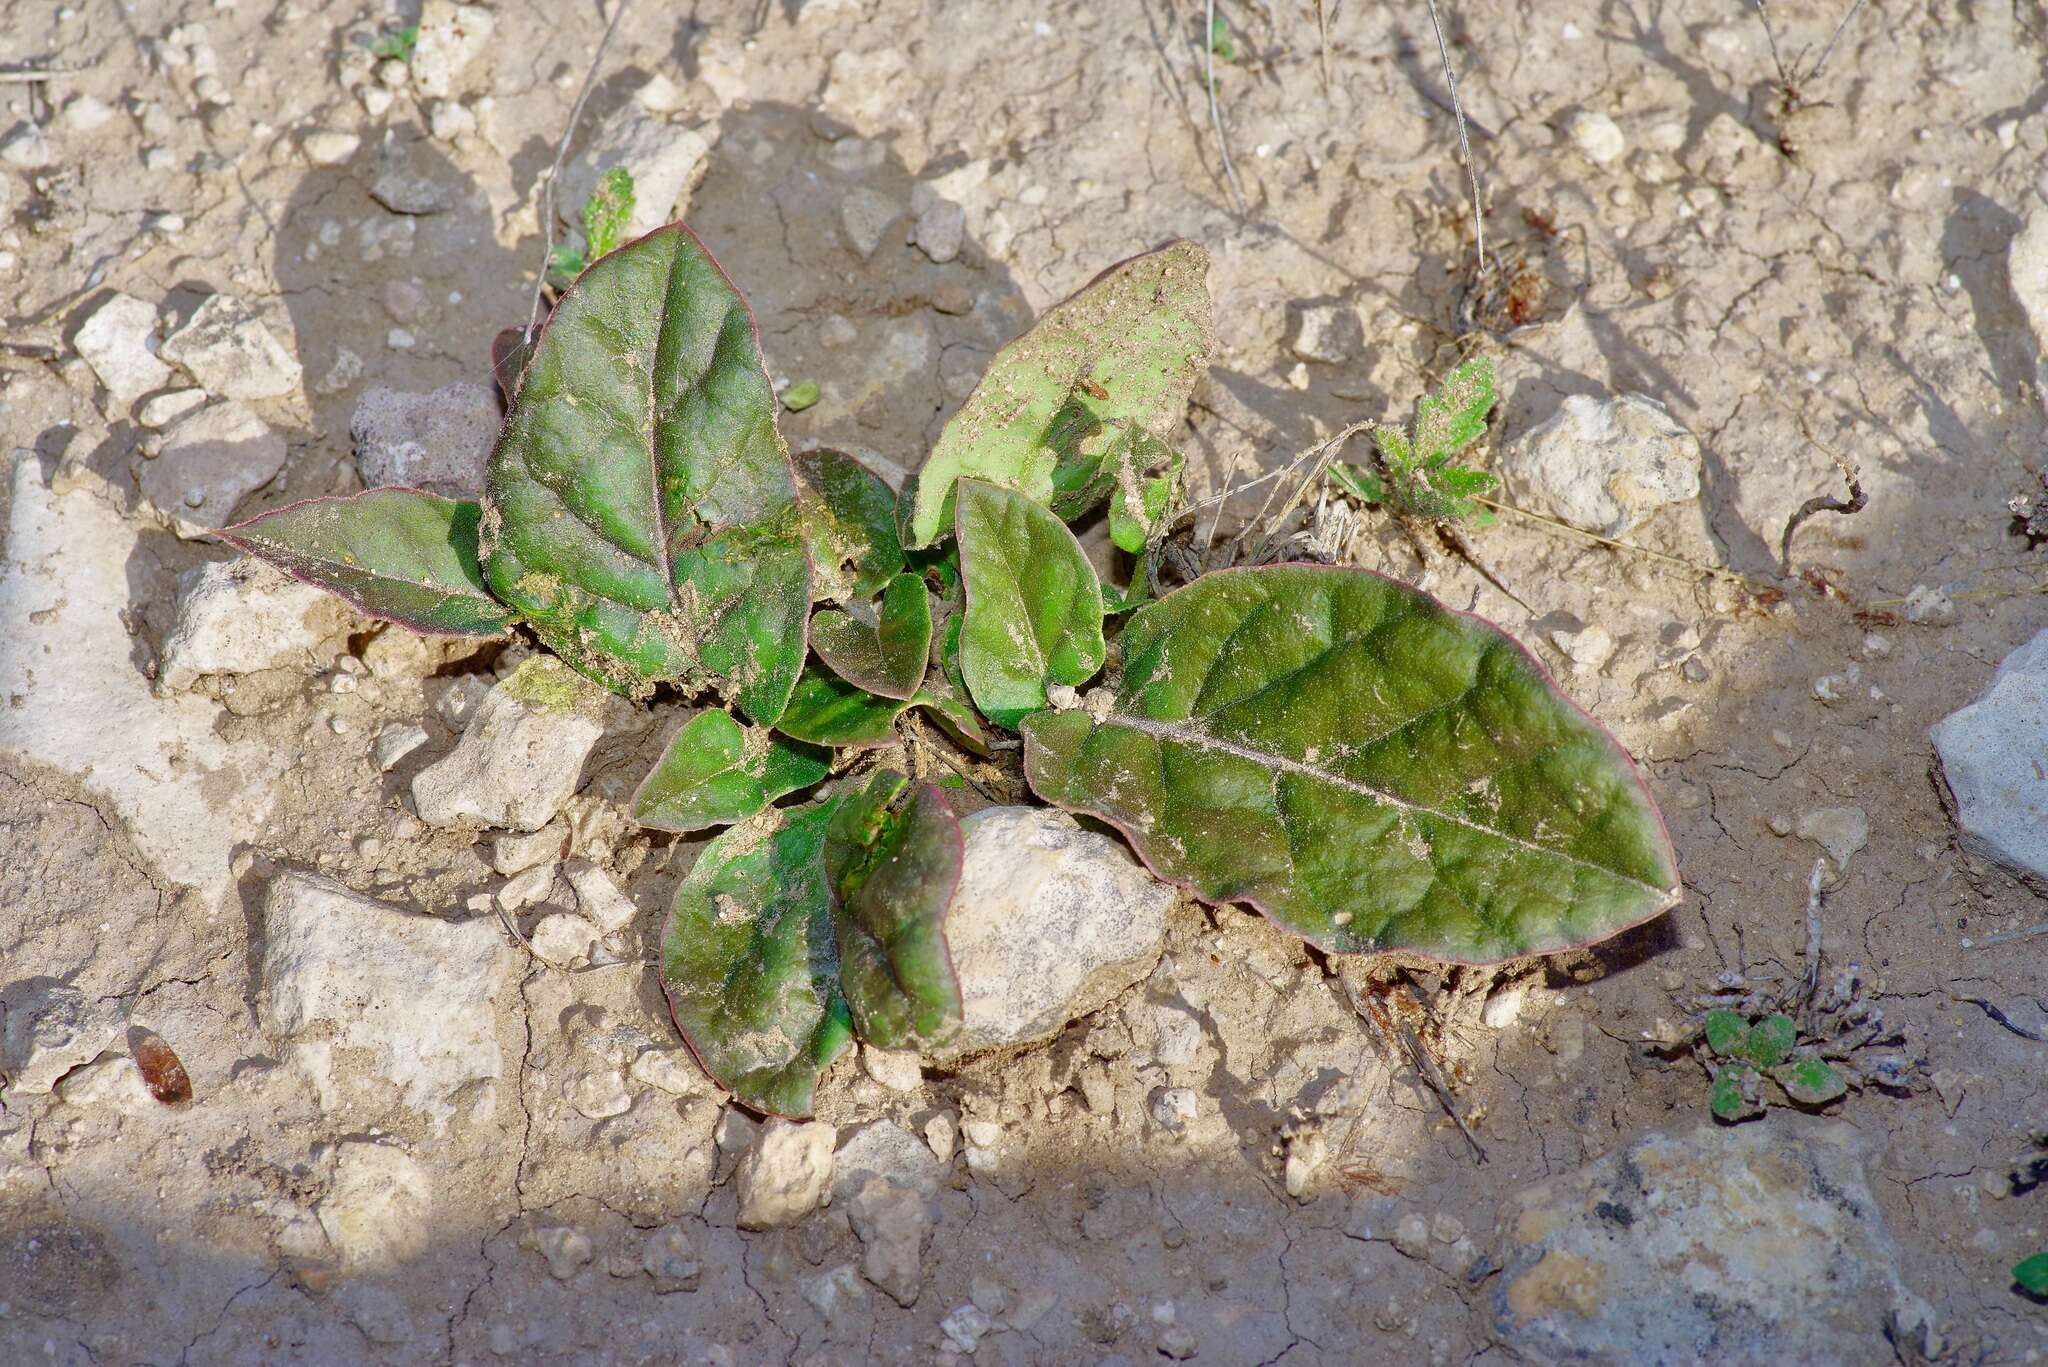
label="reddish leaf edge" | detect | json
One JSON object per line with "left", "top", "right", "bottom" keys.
{"left": 215, "top": 485, "right": 519, "bottom": 640}
{"left": 1020, "top": 560, "right": 1683, "bottom": 968}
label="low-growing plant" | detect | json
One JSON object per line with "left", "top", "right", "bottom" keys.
{"left": 1328, "top": 356, "right": 1500, "bottom": 527}
{"left": 2017, "top": 1252, "right": 2048, "bottom": 1298}
{"left": 222, "top": 222, "right": 1679, "bottom": 1115}
{"left": 546, "top": 166, "right": 636, "bottom": 284}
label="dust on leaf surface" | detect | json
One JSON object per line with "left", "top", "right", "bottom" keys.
{"left": 220, "top": 488, "right": 517, "bottom": 637}
{"left": 632, "top": 707, "right": 829, "bottom": 833}
{"left": 481, "top": 224, "right": 810, "bottom": 723}
{"left": 809, "top": 572, "right": 932, "bottom": 701}
{"left": 955, "top": 479, "right": 1106, "bottom": 729}
{"left": 1021, "top": 564, "right": 1679, "bottom": 964}
{"left": 905, "top": 239, "right": 1212, "bottom": 547}
{"left": 792, "top": 447, "right": 904, "bottom": 603}
{"left": 660, "top": 800, "right": 853, "bottom": 1117}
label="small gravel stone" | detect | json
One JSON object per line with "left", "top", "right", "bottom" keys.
{"left": 1289, "top": 301, "right": 1363, "bottom": 364}
{"left": 1550, "top": 623, "right": 1617, "bottom": 675}
{"left": 849, "top": 1175, "right": 929, "bottom": 1306}
{"left": 1565, "top": 108, "right": 1627, "bottom": 164}
{"left": 159, "top": 294, "right": 302, "bottom": 400}
{"left": 1796, "top": 806, "right": 1869, "bottom": 872}
{"left": 526, "top": 1226, "right": 594, "bottom": 1281}
{"left": 497, "top": 863, "right": 557, "bottom": 913}
{"left": 860, "top": 1043, "right": 923, "bottom": 1092}
{"left": 62, "top": 94, "right": 116, "bottom": 133}
{"left": 156, "top": 557, "right": 342, "bottom": 693}
{"left": 490, "top": 821, "right": 568, "bottom": 876}
{"left": 913, "top": 200, "right": 965, "bottom": 264}
{"left": 566, "top": 1068, "right": 631, "bottom": 1120}
{"left": 563, "top": 859, "right": 636, "bottom": 934}
{"left": 840, "top": 187, "right": 901, "bottom": 259}
{"left": 0, "top": 121, "right": 54, "bottom": 169}
{"left": 0, "top": 981, "right": 121, "bottom": 1095}
{"left": 1932, "top": 628, "right": 2048, "bottom": 881}
{"left": 924, "top": 1114, "right": 957, "bottom": 1164}
{"left": 301, "top": 129, "right": 360, "bottom": 165}
{"left": 411, "top": 658, "right": 606, "bottom": 831}
{"left": 350, "top": 382, "right": 501, "bottom": 494}
{"left": 410, "top": 0, "right": 495, "bottom": 99}
{"left": 135, "top": 388, "right": 207, "bottom": 429}
{"left": 527, "top": 913, "right": 598, "bottom": 966}
{"left": 1151, "top": 1087, "right": 1198, "bottom": 1132}
{"left": 1500, "top": 393, "right": 1702, "bottom": 537}
{"left": 940, "top": 1305, "right": 993, "bottom": 1353}
{"left": 373, "top": 722, "right": 430, "bottom": 772}
{"left": 73, "top": 293, "right": 171, "bottom": 404}
{"left": 641, "top": 1224, "right": 701, "bottom": 1293}
{"left": 627, "top": 1048, "right": 703, "bottom": 1097}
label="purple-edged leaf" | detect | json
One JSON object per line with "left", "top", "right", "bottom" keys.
{"left": 631, "top": 707, "right": 830, "bottom": 833}
{"left": 956, "top": 479, "right": 1105, "bottom": 729}
{"left": 810, "top": 573, "right": 931, "bottom": 701}
{"left": 219, "top": 488, "right": 516, "bottom": 637}
{"left": 1022, "top": 564, "right": 1680, "bottom": 965}
{"left": 776, "top": 664, "right": 987, "bottom": 754}
{"left": 795, "top": 448, "right": 904, "bottom": 603}
{"left": 661, "top": 800, "right": 854, "bottom": 1117}
{"left": 825, "top": 772, "right": 964, "bottom": 1052}
{"left": 906, "top": 240, "right": 1212, "bottom": 546}
{"left": 481, "top": 224, "right": 810, "bottom": 724}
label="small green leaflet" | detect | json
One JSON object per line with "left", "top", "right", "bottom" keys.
{"left": 1773, "top": 1055, "right": 1846, "bottom": 1106}
{"left": 809, "top": 573, "right": 932, "bottom": 701}
{"left": 956, "top": 479, "right": 1106, "bottom": 729}
{"left": 794, "top": 448, "right": 904, "bottom": 603}
{"left": 775, "top": 664, "right": 985, "bottom": 753}
{"left": 2015, "top": 1252, "right": 2048, "bottom": 1295}
{"left": 632, "top": 708, "right": 829, "bottom": 833}
{"left": 1332, "top": 357, "right": 1500, "bottom": 525}
{"left": 220, "top": 489, "right": 517, "bottom": 637}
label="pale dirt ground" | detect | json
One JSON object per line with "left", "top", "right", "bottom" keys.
{"left": 2, "top": 0, "right": 2047, "bottom": 1363}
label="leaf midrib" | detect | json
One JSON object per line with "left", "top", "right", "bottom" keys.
{"left": 1098, "top": 712, "right": 1671, "bottom": 895}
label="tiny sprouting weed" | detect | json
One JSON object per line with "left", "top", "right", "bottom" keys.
{"left": 370, "top": 25, "right": 420, "bottom": 61}
{"left": 548, "top": 166, "right": 637, "bottom": 283}
{"left": 1330, "top": 356, "right": 1500, "bottom": 526}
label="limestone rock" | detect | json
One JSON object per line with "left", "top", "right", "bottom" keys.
{"left": 138, "top": 400, "right": 287, "bottom": 536}
{"left": 1500, "top": 393, "right": 1702, "bottom": 537}
{"left": 350, "top": 382, "right": 500, "bottom": 495}
{"left": 1492, "top": 1121, "right": 1935, "bottom": 1364}
{"left": 931, "top": 806, "right": 1174, "bottom": 1061}
{"left": 848, "top": 1175, "right": 929, "bottom": 1307}
{"left": 158, "top": 294, "right": 302, "bottom": 400}
{"left": 0, "top": 980, "right": 122, "bottom": 1095}
{"left": 2012, "top": 200, "right": 2048, "bottom": 401}
{"left": 156, "top": 557, "right": 349, "bottom": 693}
{"left": 736, "top": 1119, "right": 836, "bottom": 1229}
{"left": 73, "top": 293, "right": 171, "bottom": 404}
{"left": 318, "top": 1140, "right": 432, "bottom": 1269}
{"left": 833, "top": 1120, "right": 943, "bottom": 1202}
{"left": 411, "top": 657, "right": 606, "bottom": 831}
{"left": 409, "top": 0, "right": 495, "bottom": 99}
{"left": 1932, "top": 628, "right": 2048, "bottom": 881}
{"left": 259, "top": 871, "right": 517, "bottom": 1127}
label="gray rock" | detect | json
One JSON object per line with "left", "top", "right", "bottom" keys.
{"left": 0, "top": 121, "right": 53, "bottom": 169}
{"left": 735, "top": 1119, "right": 836, "bottom": 1229}
{"left": 350, "top": 382, "right": 500, "bottom": 494}
{"left": 0, "top": 979, "right": 122, "bottom": 1095}
{"left": 640, "top": 1223, "right": 701, "bottom": 1293}
{"left": 840, "top": 187, "right": 901, "bottom": 259}
{"left": 912, "top": 200, "right": 965, "bottom": 264}
{"left": 411, "top": 657, "right": 606, "bottom": 831}
{"left": 848, "top": 1175, "right": 928, "bottom": 1307}
{"left": 1288, "top": 301, "right": 1363, "bottom": 364}
{"left": 138, "top": 400, "right": 287, "bottom": 536}
{"left": 318, "top": 1140, "right": 433, "bottom": 1269}
{"left": 1500, "top": 393, "right": 1702, "bottom": 537}
{"left": 563, "top": 860, "right": 636, "bottom": 934}
{"left": 491, "top": 821, "right": 568, "bottom": 876}
{"left": 73, "top": 293, "right": 172, "bottom": 404}
{"left": 930, "top": 806, "right": 1174, "bottom": 1061}
{"left": 158, "top": 294, "right": 303, "bottom": 400}
{"left": 156, "top": 557, "right": 349, "bottom": 693}
{"left": 560, "top": 107, "right": 713, "bottom": 240}
{"left": 1492, "top": 1121, "right": 1936, "bottom": 1365}
{"left": 135, "top": 388, "right": 206, "bottom": 429}
{"left": 1796, "top": 806, "right": 1869, "bottom": 873}
{"left": 1932, "top": 628, "right": 2048, "bottom": 880}
{"left": 409, "top": 0, "right": 495, "bottom": 99}
{"left": 373, "top": 722, "right": 431, "bottom": 772}
{"left": 833, "top": 1119, "right": 944, "bottom": 1201}
{"left": 261, "top": 871, "right": 517, "bottom": 1128}
{"left": 368, "top": 140, "right": 456, "bottom": 215}
{"left": 1564, "top": 109, "right": 1627, "bottom": 164}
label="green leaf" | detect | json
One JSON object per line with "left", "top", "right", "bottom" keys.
{"left": 1329, "top": 463, "right": 1386, "bottom": 504}
{"left": 906, "top": 241, "right": 1212, "bottom": 547}
{"left": 1105, "top": 434, "right": 1182, "bottom": 554}
{"left": 547, "top": 244, "right": 587, "bottom": 282}
{"left": 825, "top": 772, "right": 964, "bottom": 1051}
{"left": 631, "top": 708, "right": 830, "bottom": 833}
{"left": 1710, "top": 1064, "right": 1763, "bottom": 1122}
{"left": 1702, "top": 1008, "right": 1747, "bottom": 1055}
{"left": 370, "top": 25, "right": 419, "bottom": 60}
{"left": 1412, "top": 357, "right": 1495, "bottom": 464}
{"left": 2016, "top": 1251, "right": 2048, "bottom": 1295}
{"left": 660, "top": 801, "right": 855, "bottom": 1116}
{"left": 220, "top": 489, "right": 517, "bottom": 637}
{"left": 582, "top": 167, "right": 636, "bottom": 260}
{"left": 1773, "top": 1055, "right": 1847, "bottom": 1106}
{"left": 1207, "top": 12, "right": 1237, "bottom": 60}
{"left": 956, "top": 480, "right": 1107, "bottom": 729}
{"left": 809, "top": 573, "right": 932, "bottom": 701}
{"left": 777, "top": 666, "right": 916, "bottom": 748}
{"left": 481, "top": 225, "right": 811, "bottom": 724}
{"left": 781, "top": 381, "right": 820, "bottom": 412}
{"left": 794, "top": 448, "right": 905, "bottom": 603}
{"left": 1743, "top": 1014, "right": 1798, "bottom": 1068}
{"left": 1021, "top": 565, "right": 1680, "bottom": 964}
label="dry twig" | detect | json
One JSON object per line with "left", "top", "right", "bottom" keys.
{"left": 527, "top": 0, "right": 633, "bottom": 339}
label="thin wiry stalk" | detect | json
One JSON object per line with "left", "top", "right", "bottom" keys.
{"left": 527, "top": 0, "right": 633, "bottom": 338}
{"left": 1423, "top": 0, "right": 1484, "bottom": 276}
{"left": 1808, "top": 0, "right": 1870, "bottom": 81}
{"left": 1204, "top": 0, "right": 1247, "bottom": 214}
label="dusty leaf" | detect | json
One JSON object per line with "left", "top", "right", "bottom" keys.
{"left": 775, "top": 664, "right": 980, "bottom": 752}
{"left": 1710, "top": 1064, "right": 1763, "bottom": 1122}
{"left": 1022, "top": 565, "right": 1679, "bottom": 964}
{"left": 825, "top": 772, "right": 964, "bottom": 1052}
{"left": 1773, "top": 1055, "right": 1847, "bottom": 1106}
{"left": 956, "top": 479, "right": 1106, "bottom": 729}
{"left": 632, "top": 708, "right": 830, "bottom": 833}
{"left": 220, "top": 488, "right": 517, "bottom": 637}
{"left": 809, "top": 573, "right": 931, "bottom": 701}
{"left": 660, "top": 801, "right": 854, "bottom": 1116}
{"left": 482, "top": 224, "right": 810, "bottom": 723}
{"left": 905, "top": 240, "right": 1212, "bottom": 547}
{"left": 794, "top": 448, "right": 903, "bottom": 603}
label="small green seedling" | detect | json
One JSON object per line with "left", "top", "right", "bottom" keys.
{"left": 1331, "top": 357, "right": 1500, "bottom": 526}
{"left": 781, "top": 380, "right": 821, "bottom": 412}
{"left": 1208, "top": 12, "right": 1238, "bottom": 61}
{"left": 1660, "top": 962, "right": 1917, "bottom": 1124}
{"left": 224, "top": 224, "right": 1678, "bottom": 1115}
{"left": 547, "top": 166, "right": 637, "bottom": 282}
{"left": 370, "top": 25, "right": 420, "bottom": 61}
{"left": 2017, "top": 1252, "right": 2048, "bottom": 1297}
